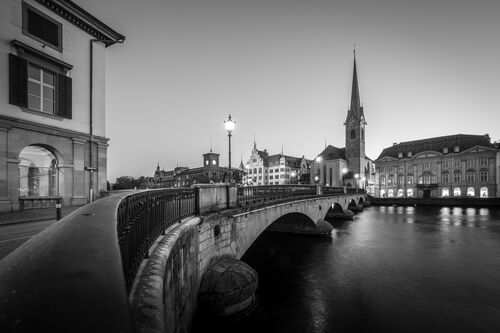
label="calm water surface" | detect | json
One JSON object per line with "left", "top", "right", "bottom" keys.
{"left": 226, "top": 206, "right": 500, "bottom": 333}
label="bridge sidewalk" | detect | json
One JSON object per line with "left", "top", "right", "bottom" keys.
{"left": 0, "top": 206, "right": 82, "bottom": 226}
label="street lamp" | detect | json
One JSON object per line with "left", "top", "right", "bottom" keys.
{"left": 291, "top": 171, "right": 297, "bottom": 184}
{"left": 224, "top": 114, "right": 235, "bottom": 183}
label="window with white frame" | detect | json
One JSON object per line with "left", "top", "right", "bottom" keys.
{"left": 407, "top": 175, "right": 414, "bottom": 184}
{"left": 454, "top": 172, "right": 462, "bottom": 183}
{"left": 480, "top": 171, "right": 488, "bottom": 182}
{"left": 467, "top": 159, "right": 475, "bottom": 167}
{"left": 479, "top": 158, "right": 488, "bottom": 166}
{"left": 27, "top": 64, "right": 55, "bottom": 114}
{"left": 467, "top": 172, "right": 475, "bottom": 182}
{"left": 442, "top": 173, "right": 449, "bottom": 183}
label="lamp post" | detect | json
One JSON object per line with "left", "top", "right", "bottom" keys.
{"left": 291, "top": 171, "right": 297, "bottom": 184}
{"left": 354, "top": 173, "right": 360, "bottom": 193}
{"left": 224, "top": 114, "right": 235, "bottom": 183}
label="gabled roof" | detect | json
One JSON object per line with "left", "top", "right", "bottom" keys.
{"left": 317, "top": 145, "right": 346, "bottom": 161}
{"left": 256, "top": 150, "right": 269, "bottom": 167}
{"left": 376, "top": 134, "right": 496, "bottom": 160}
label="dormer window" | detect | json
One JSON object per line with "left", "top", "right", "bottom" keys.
{"left": 398, "top": 152, "right": 403, "bottom": 158}
{"left": 407, "top": 151, "right": 412, "bottom": 158}
{"left": 443, "top": 147, "right": 449, "bottom": 154}
{"left": 454, "top": 146, "right": 460, "bottom": 152}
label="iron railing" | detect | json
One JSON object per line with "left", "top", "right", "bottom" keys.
{"left": 322, "top": 186, "right": 346, "bottom": 195}
{"left": 237, "top": 185, "right": 317, "bottom": 207}
{"left": 117, "top": 188, "right": 198, "bottom": 291}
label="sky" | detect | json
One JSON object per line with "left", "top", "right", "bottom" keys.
{"left": 83, "top": 0, "right": 500, "bottom": 181}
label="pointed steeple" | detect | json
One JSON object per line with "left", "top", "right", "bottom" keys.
{"left": 345, "top": 48, "right": 366, "bottom": 125}
{"left": 350, "top": 49, "right": 361, "bottom": 115}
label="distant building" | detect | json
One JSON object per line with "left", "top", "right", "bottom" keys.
{"left": 310, "top": 52, "right": 376, "bottom": 192}
{"left": 375, "top": 134, "right": 500, "bottom": 198}
{"left": 0, "top": 0, "right": 124, "bottom": 211}
{"left": 243, "top": 142, "right": 311, "bottom": 186}
{"left": 152, "top": 150, "right": 242, "bottom": 188}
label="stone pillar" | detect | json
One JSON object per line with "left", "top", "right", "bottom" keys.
{"left": 72, "top": 138, "right": 87, "bottom": 206}
{"left": 96, "top": 142, "right": 108, "bottom": 198}
{"left": 58, "top": 164, "right": 74, "bottom": 206}
{"left": 0, "top": 127, "right": 10, "bottom": 211}
{"left": 6, "top": 158, "right": 20, "bottom": 211}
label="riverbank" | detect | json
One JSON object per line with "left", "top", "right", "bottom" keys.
{"left": 369, "top": 196, "right": 500, "bottom": 207}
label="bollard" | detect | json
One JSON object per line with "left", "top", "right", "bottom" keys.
{"left": 55, "top": 201, "right": 62, "bottom": 221}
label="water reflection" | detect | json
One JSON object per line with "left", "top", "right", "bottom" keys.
{"left": 217, "top": 206, "right": 500, "bottom": 333}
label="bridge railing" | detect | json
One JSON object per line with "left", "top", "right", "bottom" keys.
{"left": 237, "top": 185, "right": 317, "bottom": 206}
{"left": 117, "top": 188, "right": 198, "bottom": 291}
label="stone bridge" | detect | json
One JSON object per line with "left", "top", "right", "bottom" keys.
{"left": 0, "top": 184, "right": 368, "bottom": 333}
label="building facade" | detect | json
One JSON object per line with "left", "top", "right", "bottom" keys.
{"left": 0, "top": 0, "right": 124, "bottom": 211}
{"left": 152, "top": 150, "right": 242, "bottom": 188}
{"left": 243, "top": 142, "right": 311, "bottom": 186}
{"left": 310, "top": 52, "right": 376, "bottom": 192}
{"left": 375, "top": 134, "right": 500, "bottom": 198}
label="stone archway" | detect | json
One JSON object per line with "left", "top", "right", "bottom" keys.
{"left": 18, "top": 145, "right": 60, "bottom": 198}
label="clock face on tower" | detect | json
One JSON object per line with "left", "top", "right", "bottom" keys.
{"left": 212, "top": 160, "right": 216, "bottom": 165}
{"left": 205, "top": 160, "right": 209, "bottom": 165}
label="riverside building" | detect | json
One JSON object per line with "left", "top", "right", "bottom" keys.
{"left": 243, "top": 142, "right": 311, "bottom": 186}
{"left": 0, "top": 0, "right": 125, "bottom": 211}
{"left": 375, "top": 134, "right": 500, "bottom": 198}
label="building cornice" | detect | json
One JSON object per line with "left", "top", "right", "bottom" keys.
{"left": 0, "top": 114, "right": 108, "bottom": 144}
{"left": 34, "top": 0, "right": 125, "bottom": 46}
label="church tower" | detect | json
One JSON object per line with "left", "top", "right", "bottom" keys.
{"left": 344, "top": 50, "right": 367, "bottom": 176}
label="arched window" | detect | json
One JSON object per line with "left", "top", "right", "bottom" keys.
{"left": 407, "top": 189, "right": 413, "bottom": 197}
{"left": 350, "top": 129, "right": 355, "bottom": 139}
{"left": 453, "top": 187, "right": 461, "bottom": 196}
{"left": 380, "top": 189, "right": 386, "bottom": 198}
{"left": 480, "top": 187, "right": 488, "bottom": 198}
{"left": 388, "top": 189, "right": 394, "bottom": 197}
{"left": 467, "top": 187, "right": 475, "bottom": 197}
{"left": 19, "top": 146, "right": 58, "bottom": 197}
{"left": 397, "top": 189, "right": 404, "bottom": 197}
{"left": 441, "top": 187, "right": 450, "bottom": 197}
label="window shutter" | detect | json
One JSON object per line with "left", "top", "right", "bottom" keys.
{"left": 9, "top": 54, "right": 28, "bottom": 107}
{"left": 57, "top": 74, "right": 72, "bottom": 119}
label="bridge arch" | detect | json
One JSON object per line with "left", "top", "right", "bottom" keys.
{"left": 358, "top": 197, "right": 364, "bottom": 205}
{"left": 348, "top": 199, "right": 357, "bottom": 210}
{"left": 267, "top": 212, "right": 318, "bottom": 234}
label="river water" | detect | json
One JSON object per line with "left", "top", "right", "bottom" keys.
{"left": 225, "top": 206, "right": 500, "bottom": 333}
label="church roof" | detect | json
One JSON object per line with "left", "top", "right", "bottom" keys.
{"left": 376, "top": 134, "right": 496, "bottom": 160}
{"left": 317, "top": 145, "right": 346, "bottom": 161}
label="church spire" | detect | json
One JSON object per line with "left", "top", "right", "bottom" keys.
{"left": 350, "top": 49, "right": 361, "bottom": 115}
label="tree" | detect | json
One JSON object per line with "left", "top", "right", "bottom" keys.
{"left": 113, "top": 176, "right": 140, "bottom": 190}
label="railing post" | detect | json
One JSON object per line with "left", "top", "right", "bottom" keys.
{"left": 316, "top": 185, "right": 322, "bottom": 196}
{"left": 195, "top": 187, "right": 200, "bottom": 215}
{"left": 178, "top": 192, "right": 182, "bottom": 223}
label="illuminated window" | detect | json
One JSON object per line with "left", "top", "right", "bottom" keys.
{"left": 388, "top": 189, "right": 394, "bottom": 197}
{"left": 480, "top": 187, "right": 488, "bottom": 198}
{"left": 467, "top": 187, "right": 475, "bottom": 197}
{"left": 442, "top": 188, "right": 450, "bottom": 197}
{"left": 380, "top": 189, "right": 386, "bottom": 197}
{"left": 407, "top": 188, "right": 413, "bottom": 197}
{"left": 397, "top": 189, "right": 404, "bottom": 197}
{"left": 453, "top": 187, "right": 461, "bottom": 196}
